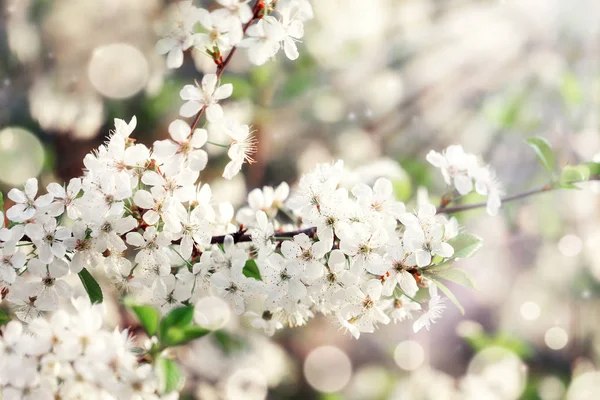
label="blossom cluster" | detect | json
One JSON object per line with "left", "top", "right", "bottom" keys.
{"left": 427, "top": 145, "right": 504, "bottom": 215}
{"left": 156, "top": 0, "right": 312, "bottom": 69}
{"left": 0, "top": 0, "right": 498, "bottom": 396}
{"left": 0, "top": 0, "right": 486, "bottom": 339}
{"left": 0, "top": 123, "right": 460, "bottom": 338}
{"left": 0, "top": 297, "right": 170, "bottom": 400}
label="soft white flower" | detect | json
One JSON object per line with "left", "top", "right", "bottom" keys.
{"left": 25, "top": 218, "right": 71, "bottom": 264}
{"left": 6, "top": 178, "right": 53, "bottom": 222}
{"left": 153, "top": 119, "right": 208, "bottom": 173}
{"left": 179, "top": 74, "right": 233, "bottom": 121}
{"left": 45, "top": 178, "right": 82, "bottom": 219}
{"left": 0, "top": 243, "right": 26, "bottom": 284}
{"left": 413, "top": 284, "right": 446, "bottom": 332}
{"left": 156, "top": 1, "right": 201, "bottom": 68}
{"left": 222, "top": 121, "right": 257, "bottom": 179}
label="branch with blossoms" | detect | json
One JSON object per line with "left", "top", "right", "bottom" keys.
{"left": 1, "top": 0, "right": 599, "bottom": 398}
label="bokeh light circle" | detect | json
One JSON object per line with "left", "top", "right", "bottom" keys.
{"left": 194, "top": 296, "right": 231, "bottom": 330}
{"left": 544, "top": 327, "right": 568, "bottom": 350}
{"left": 558, "top": 234, "right": 583, "bottom": 257}
{"left": 88, "top": 43, "right": 149, "bottom": 99}
{"left": 304, "top": 346, "right": 352, "bottom": 393}
{"left": 538, "top": 375, "right": 566, "bottom": 400}
{"left": 566, "top": 371, "right": 600, "bottom": 400}
{"left": 467, "top": 347, "right": 527, "bottom": 399}
{"left": 225, "top": 367, "right": 268, "bottom": 400}
{"left": 394, "top": 340, "right": 425, "bottom": 371}
{"left": 520, "top": 301, "right": 541, "bottom": 321}
{"left": 0, "top": 127, "right": 45, "bottom": 186}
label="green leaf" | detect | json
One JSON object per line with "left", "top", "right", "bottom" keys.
{"left": 526, "top": 136, "right": 556, "bottom": 175}
{"left": 162, "top": 325, "right": 211, "bottom": 347}
{"left": 159, "top": 306, "right": 194, "bottom": 342}
{"left": 432, "top": 268, "right": 477, "bottom": 289}
{"left": 128, "top": 304, "right": 160, "bottom": 337}
{"left": 430, "top": 278, "right": 465, "bottom": 315}
{"left": 0, "top": 191, "right": 4, "bottom": 210}
{"left": 0, "top": 309, "right": 10, "bottom": 327}
{"left": 78, "top": 268, "right": 103, "bottom": 304}
{"left": 447, "top": 233, "right": 483, "bottom": 259}
{"left": 243, "top": 259, "right": 262, "bottom": 280}
{"left": 156, "top": 356, "right": 183, "bottom": 394}
{"left": 559, "top": 164, "right": 590, "bottom": 188}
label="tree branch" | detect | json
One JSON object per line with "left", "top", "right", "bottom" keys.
{"left": 209, "top": 226, "right": 317, "bottom": 244}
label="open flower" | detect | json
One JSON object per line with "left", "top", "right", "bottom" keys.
{"left": 179, "top": 74, "right": 233, "bottom": 122}
{"left": 222, "top": 121, "right": 257, "bottom": 179}
{"left": 6, "top": 178, "right": 53, "bottom": 222}
{"left": 413, "top": 284, "right": 446, "bottom": 332}
{"left": 153, "top": 119, "right": 208, "bottom": 173}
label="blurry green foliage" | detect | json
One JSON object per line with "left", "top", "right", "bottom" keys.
{"left": 251, "top": 62, "right": 277, "bottom": 88}
{"left": 483, "top": 91, "right": 539, "bottom": 131}
{"left": 0, "top": 309, "right": 10, "bottom": 327}
{"left": 220, "top": 75, "right": 254, "bottom": 100}
{"left": 319, "top": 394, "right": 344, "bottom": 400}
{"left": 277, "top": 53, "right": 317, "bottom": 101}
{"left": 156, "top": 356, "right": 183, "bottom": 394}
{"left": 560, "top": 72, "right": 584, "bottom": 108}
{"left": 392, "top": 178, "right": 412, "bottom": 202}
{"left": 213, "top": 330, "right": 247, "bottom": 355}
{"left": 140, "top": 79, "right": 189, "bottom": 125}
{"left": 464, "top": 331, "right": 533, "bottom": 359}
{"left": 399, "top": 158, "right": 432, "bottom": 189}
{"left": 559, "top": 164, "right": 590, "bottom": 188}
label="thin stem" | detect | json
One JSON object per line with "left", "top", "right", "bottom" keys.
{"left": 438, "top": 176, "right": 600, "bottom": 214}
{"left": 206, "top": 140, "right": 229, "bottom": 148}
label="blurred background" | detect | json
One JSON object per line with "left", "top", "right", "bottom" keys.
{"left": 1, "top": 0, "right": 600, "bottom": 399}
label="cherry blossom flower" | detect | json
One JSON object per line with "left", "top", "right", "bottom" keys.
{"left": 156, "top": 0, "right": 202, "bottom": 69}
{"left": 413, "top": 284, "right": 446, "bottom": 332}
{"left": 6, "top": 178, "right": 53, "bottom": 222}
{"left": 154, "top": 119, "right": 208, "bottom": 173}
{"left": 179, "top": 74, "right": 233, "bottom": 122}
{"left": 222, "top": 121, "right": 257, "bottom": 179}
{"left": 25, "top": 218, "right": 71, "bottom": 263}
{"left": 45, "top": 178, "right": 82, "bottom": 219}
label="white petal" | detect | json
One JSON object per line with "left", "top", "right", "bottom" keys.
{"left": 214, "top": 83, "right": 233, "bottom": 100}
{"left": 168, "top": 119, "right": 191, "bottom": 143}
{"left": 179, "top": 101, "right": 202, "bottom": 118}
{"left": 167, "top": 47, "right": 184, "bottom": 69}
{"left": 205, "top": 104, "right": 224, "bottom": 122}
